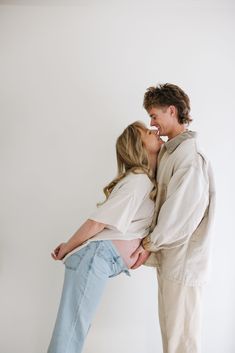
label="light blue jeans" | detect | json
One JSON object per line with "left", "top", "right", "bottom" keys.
{"left": 47, "top": 240, "right": 130, "bottom": 353}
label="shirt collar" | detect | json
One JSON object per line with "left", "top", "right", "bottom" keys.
{"left": 164, "top": 130, "right": 197, "bottom": 154}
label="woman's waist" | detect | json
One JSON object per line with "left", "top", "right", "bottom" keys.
{"left": 93, "top": 226, "right": 150, "bottom": 241}
{"left": 111, "top": 239, "right": 142, "bottom": 268}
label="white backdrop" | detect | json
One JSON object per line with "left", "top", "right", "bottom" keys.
{"left": 1, "top": 1, "right": 235, "bottom": 353}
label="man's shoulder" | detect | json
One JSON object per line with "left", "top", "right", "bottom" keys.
{"left": 176, "top": 137, "right": 197, "bottom": 155}
{"left": 169, "top": 137, "right": 208, "bottom": 169}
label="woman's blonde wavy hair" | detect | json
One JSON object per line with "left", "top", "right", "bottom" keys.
{"left": 100, "top": 121, "right": 157, "bottom": 205}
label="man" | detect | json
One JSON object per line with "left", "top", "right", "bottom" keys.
{"left": 131, "top": 83, "right": 215, "bottom": 353}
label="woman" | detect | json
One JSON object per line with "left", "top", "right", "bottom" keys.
{"left": 47, "top": 121, "right": 163, "bottom": 353}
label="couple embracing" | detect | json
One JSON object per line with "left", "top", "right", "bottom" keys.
{"left": 47, "top": 83, "right": 215, "bottom": 353}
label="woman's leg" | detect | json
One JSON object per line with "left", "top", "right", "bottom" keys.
{"left": 47, "top": 240, "right": 129, "bottom": 353}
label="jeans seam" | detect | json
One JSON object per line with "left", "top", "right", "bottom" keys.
{"left": 64, "top": 243, "right": 105, "bottom": 353}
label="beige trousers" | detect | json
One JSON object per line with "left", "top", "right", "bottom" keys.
{"left": 157, "top": 271, "right": 203, "bottom": 353}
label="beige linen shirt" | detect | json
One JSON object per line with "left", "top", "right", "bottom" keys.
{"left": 144, "top": 131, "right": 215, "bottom": 286}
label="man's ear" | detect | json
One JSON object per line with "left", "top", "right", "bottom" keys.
{"left": 169, "top": 105, "right": 177, "bottom": 118}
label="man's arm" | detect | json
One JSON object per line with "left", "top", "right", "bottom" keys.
{"left": 131, "top": 163, "right": 209, "bottom": 269}
{"left": 142, "top": 163, "right": 209, "bottom": 252}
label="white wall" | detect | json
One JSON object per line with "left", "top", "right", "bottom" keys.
{"left": 1, "top": 1, "right": 235, "bottom": 352}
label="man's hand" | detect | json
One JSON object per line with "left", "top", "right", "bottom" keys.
{"left": 51, "top": 243, "right": 69, "bottom": 260}
{"left": 130, "top": 244, "right": 151, "bottom": 269}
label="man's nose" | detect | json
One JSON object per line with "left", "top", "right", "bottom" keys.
{"left": 150, "top": 119, "right": 155, "bottom": 127}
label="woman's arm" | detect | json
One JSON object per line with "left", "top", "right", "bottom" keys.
{"left": 51, "top": 219, "right": 105, "bottom": 260}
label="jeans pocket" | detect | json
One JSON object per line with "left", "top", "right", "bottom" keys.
{"left": 96, "top": 241, "right": 131, "bottom": 277}
{"left": 64, "top": 246, "right": 89, "bottom": 271}
{"left": 109, "top": 256, "right": 131, "bottom": 277}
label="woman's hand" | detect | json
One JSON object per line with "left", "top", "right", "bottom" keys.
{"left": 130, "top": 244, "right": 151, "bottom": 269}
{"left": 51, "top": 243, "right": 69, "bottom": 260}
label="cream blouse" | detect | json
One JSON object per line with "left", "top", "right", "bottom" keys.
{"left": 63, "top": 172, "right": 155, "bottom": 262}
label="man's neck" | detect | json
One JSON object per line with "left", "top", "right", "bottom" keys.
{"left": 167, "top": 125, "right": 187, "bottom": 140}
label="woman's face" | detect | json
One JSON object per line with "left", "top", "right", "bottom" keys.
{"left": 140, "top": 128, "right": 164, "bottom": 155}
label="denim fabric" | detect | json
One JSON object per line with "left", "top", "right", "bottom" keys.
{"left": 47, "top": 240, "right": 130, "bottom": 353}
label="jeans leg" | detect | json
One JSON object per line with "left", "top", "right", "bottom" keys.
{"left": 47, "top": 242, "right": 114, "bottom": 353}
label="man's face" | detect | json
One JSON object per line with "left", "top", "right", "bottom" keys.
{"left": 148, "top": 106, "right": 177, "bottom": 137}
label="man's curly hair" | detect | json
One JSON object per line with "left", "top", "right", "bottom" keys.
{"left": 143, "top": 83, "right": 192, "bottom": 125}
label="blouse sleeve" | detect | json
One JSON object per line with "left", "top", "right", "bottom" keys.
{"left": 89, "top": 174, "right": 153, "bottom": 234}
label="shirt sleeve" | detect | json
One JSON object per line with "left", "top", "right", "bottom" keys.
{"left": 89, "top": 174, "right": 152, "bottom": 234}
{"left": 143, "top": 163, "right": 209, "bottom": 251}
